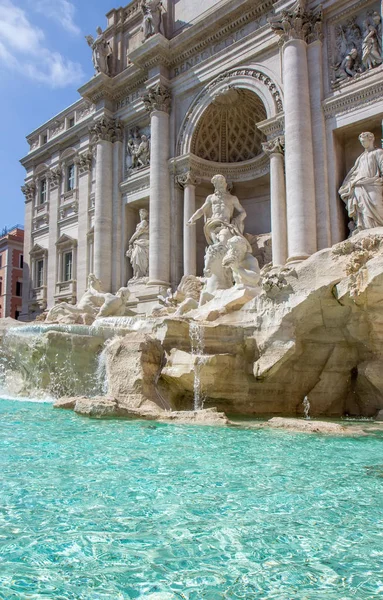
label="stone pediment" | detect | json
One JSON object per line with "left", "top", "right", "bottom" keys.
{"left": 30, "top": 243, "right": 47, "bottom": 257}
{"left": 56, "top": 234, "right": 77, "bottom": 247}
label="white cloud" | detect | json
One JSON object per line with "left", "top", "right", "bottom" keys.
{"left": 0, "top": 0, "right": 84, "bottom": 87}
{"left": 31, "top": 0, "right": 81, "bottom": 36}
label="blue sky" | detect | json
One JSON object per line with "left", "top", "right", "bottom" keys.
{"left": 0, "top": 0, "right": 121, "bottom": 229}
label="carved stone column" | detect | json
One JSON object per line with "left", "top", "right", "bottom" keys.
{"left": 75, "top": 152, "right": 93, "bottom": 298}
{"left": 262, "top": 137, "right": 287, "bottom": 266}
{"left": 112, "top": 130, "right": 124, "bottom": 292}
{"left": 176, "top": 171, "right": 200, "bottom": 277}
{"left": 90, "top": 117, "right": 122, "bottom": 292}
{"left": 143, "top": 84, "right": 171, "bottom": 286}
{"left": 270, "top": 4, "right": 322, "bottom": 263}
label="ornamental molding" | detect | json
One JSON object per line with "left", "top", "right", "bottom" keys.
{"left": 323, "top": 75, "right": 383, "bottom": 119}
{"left": 171, "top": 153, "right": 270, "bottom": 183}
{"left": 21, "top": 181, "right": 36, "bottom": 202}
{"left": 177, "top": 67, "right": 283, "bottom": 157}
{"left": 90, "top": 117, "right": 123, "bottom": 143}
{"left": 257, "top": 114, "right": 285, "bottom": 138}
{"left": 175, "top": 171, "right": 201, "bottom": 188}
{"left": 269, "top": 1, "right": 323, "bottom": 45}
{"left": 142, "top": 84, "right": 171, "bottom": 114}
{"left": 262, "top": 136, "right": 285, "bottom": 156}
{"left": 170, "top": 0, "right": 273, "bottom": 72}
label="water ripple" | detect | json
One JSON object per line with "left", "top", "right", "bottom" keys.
{"left": 0, "top": 399, "right": 383, "bottom": 599}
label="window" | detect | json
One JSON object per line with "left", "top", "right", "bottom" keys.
{"left": 36, "top": 259, "right": 44, "bottom": 288}
{"left": 15, "top": 310, "right": 20, "bottom": 320}
{"left": 43, "top": 134, "right": 48, "bottom": 144}
{"left": 19, "top": 254, "right": 23, "bottom": 269}
{"left": 69, "top": 117, "right": 75, "bottom": 128}
{"left": 67, "top": 164, "right": 75, "bottom": 191}
{"left": 39, "top": 178, "right": 47, "bottom": 204}
{"left": 16, "top": 281, "right": 22, "bottom": 297}
{"left": 0, "top": 254, "right": 2, "bottom": 268}
{"left": 0, "top": 279, "right": 2, "bottom": 296}
{"left": 64, "top": 251, "right": 73, "bottom": 281}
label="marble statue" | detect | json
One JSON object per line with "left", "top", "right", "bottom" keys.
{"left": 186, "top": 175, "right": 260, "bottom": 306}
{"left": 222, "top": 236, "right": 261, "bottom": 288}
{"left": 362, "top": 22, "right": 383, "bottom": 69}
{"left": 126, "top": 131, "right": 150, "bottom": 172}
{"left": 45, "top": 275, "right": 131, "bottom": 325}
{"left": 126, "top": 129, "right": 140, "bottom": 170}
{"left": 141, "top": 0, "right": 164, "bottom": 40}
{"left": 127, "top": 209, "right": 149, "bottom": 281}
{"left": 86, "top": 27, "right": 112, "bottom": 76}
{"left": 187, "top": 174, "right": 247, "bottom": 245}
{"left": 334, "top": 48, "right": 360, "bottom": 81}
{"left": 339, "top": 132, "right": 383, "bottom": 232}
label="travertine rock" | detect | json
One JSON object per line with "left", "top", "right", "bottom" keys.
{"left": 265, "top": 418, "right": 346, "bottom": 435}
{"left": 105, "top": 332, "right": 167, "bottom": 409}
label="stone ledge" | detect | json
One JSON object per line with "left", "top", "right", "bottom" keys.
{"left": 54, "top": 396, "right": 230, "bottom": 426}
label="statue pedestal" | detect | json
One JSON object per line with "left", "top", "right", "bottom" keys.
{"left": 126, "top": 280, "right": 168, "bottom": 315}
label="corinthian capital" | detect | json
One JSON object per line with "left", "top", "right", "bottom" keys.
{"left": 175, "top": 171, "right": 201, "bottom": 188}
{"left": 75, "top": 151, "right": 93, "bottom": 174}
{"left": 269, "top": 1, "right": 322, "bottom": 45}
{"left": 262, "top": 136, "right": 285, "bottom": 157}
{"left": 48, "top": 167, "right": 62, "bottom": 190}
{"left": 21, "top": 181, "right": 36, "bottom": 202}
{"left": 143, "top": 84, "right": 171, "bottom": 114}
{"left": 90, "top": 117, "right": 123, "bottom": 143}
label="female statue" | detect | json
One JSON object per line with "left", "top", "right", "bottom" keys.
{"left": 126, "top": 209, "right": 150, "bottom": 281}
{"left": 339, "top": 132, "right": 383, "bottom": 231}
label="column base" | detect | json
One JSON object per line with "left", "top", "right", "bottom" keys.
{"left": 286, "top": 254, "right": 310, "bottom": 265}
{"left": 147, "top": 279, "right": 171, "bottom": 288}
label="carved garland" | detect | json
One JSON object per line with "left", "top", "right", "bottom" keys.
{"left": 177, "top": 68, "right": 283, "bottom": 156}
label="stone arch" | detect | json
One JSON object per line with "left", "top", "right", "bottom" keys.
{"left": 177, "top": 66, "right": 283, "bottom": 157}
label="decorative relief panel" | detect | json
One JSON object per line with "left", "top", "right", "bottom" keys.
{"left": 329, "top": 2, "right": 382, "bottom": 88}
{"left": 192, "top": 89, "right": 267, "bottom": 163}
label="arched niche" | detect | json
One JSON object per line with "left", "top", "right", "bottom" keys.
{"left": 177, "top": 66, "right": 283, "bottom": 157}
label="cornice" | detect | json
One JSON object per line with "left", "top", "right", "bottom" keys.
{"left": 323, "top": 73, "right": 383, "bottom": 120}
{"left": 170, "top": 152, "right": 270, "bottom": 182}
{"left": 169, "top": 0, "right": 274, "bottom": 68}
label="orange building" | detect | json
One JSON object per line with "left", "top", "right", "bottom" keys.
{"left": 0, "top": 225, "right": 24, "bottom": 320}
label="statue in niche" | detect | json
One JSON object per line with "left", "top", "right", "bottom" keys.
{"left": 127, "top": 208, "right": 150, "bottom": 281}
{"left": 187, "top": 174, "right": 247, "bottom": 245}
{"left": 86, "top": 27, "right": 112, "bottom": 76}
{"left": 339, "top": 132, "right": 383, "bottom": 232}
{"left": 141, "top": 0, "right": 164, "bottom": 40}
{"left": 187, "top": 175, "right": 260, "bottom": 303}
{"left": 126, "top": 129, "right": 150, "bottom": 172}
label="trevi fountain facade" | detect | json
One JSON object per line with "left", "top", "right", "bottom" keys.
{"left": 6, "top": 0, "right": 383, "bottom": 421}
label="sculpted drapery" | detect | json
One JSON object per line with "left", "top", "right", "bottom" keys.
{"left": 339, "top": 132, "right": 383, "bottom": 232}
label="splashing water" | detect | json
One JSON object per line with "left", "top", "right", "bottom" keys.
{"left": 190, "top": 322, "right": 208, "bottom": 411}
{"left": 303, "top": 396, "right": 311, "bottom": 420}
{"left": 95, "top": 346, "right": 109, "bottom": 396}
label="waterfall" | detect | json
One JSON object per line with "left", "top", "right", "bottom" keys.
{"left": 190, "top": 322, "right": 207, "bottom": 411}
{"left": 95, "top": 346, "right": 109, "bottom": 396}
{"left": 303, "top": 396, "right": 311, "bottom": 420}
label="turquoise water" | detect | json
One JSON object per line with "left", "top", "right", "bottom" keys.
{"left": 1, "top": 400, "right": 383, "bottom": 599}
